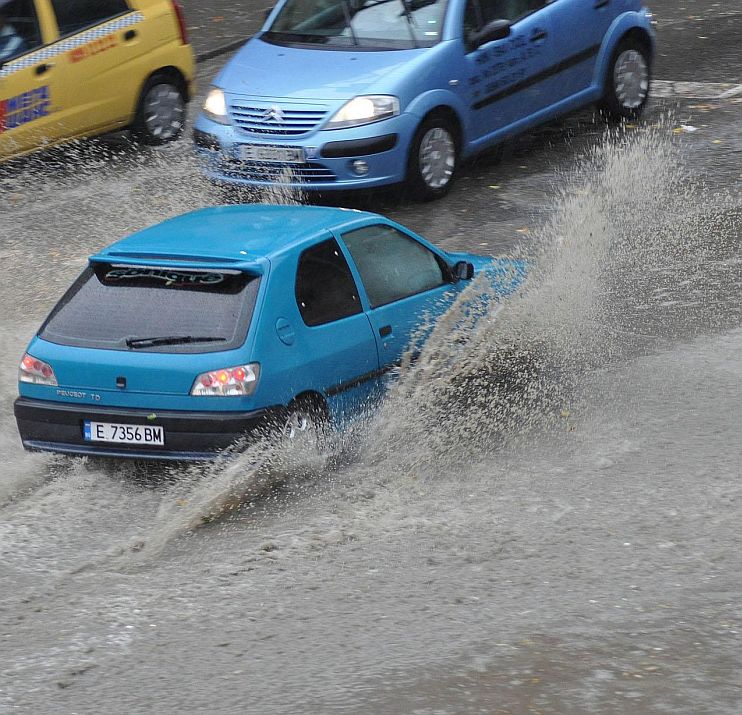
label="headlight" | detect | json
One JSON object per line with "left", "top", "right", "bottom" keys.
{"left": 202, "top": 87, "right": 229, "bottom": 124}
{"left": 325, "top": 95, "right": 400, "bottom": 130}
{"left": 191, "top": 363, "right": 260, "bottom": 397}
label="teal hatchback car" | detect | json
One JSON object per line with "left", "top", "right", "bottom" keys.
{"left": 15, "top": 205, "right": 526, "bottom": 461}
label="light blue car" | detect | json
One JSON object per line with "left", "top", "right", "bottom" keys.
{"left": 15, "top": 205, "right": 526, "bottom": 461}
{"left": 194, "top": 0, "right": 655, "bottom": 199}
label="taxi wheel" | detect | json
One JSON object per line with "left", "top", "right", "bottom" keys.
{"left": 132, "top": 76, "right": 186, "bottom": 145}
{"left": 599, "top": 38, "right": 651, "bottom": 121}
{"left": 407, "top": 114, "right": 459, "bottom": 202}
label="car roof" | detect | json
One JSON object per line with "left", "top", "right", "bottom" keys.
{"left": 92, "top": 205, "right": 379, "bottom": 266}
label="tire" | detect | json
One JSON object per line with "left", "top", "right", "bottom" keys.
{"left": 131, "top": 74, "right": 186, "bottom": 145}
{"left": 598, "top": 38, "right": 652, "bottom": 122}
{"left": 282, "top": 396, "right": 329, "bottom": 448}
{"left": 406, "top": 114, "right": 459, "bottom": 201}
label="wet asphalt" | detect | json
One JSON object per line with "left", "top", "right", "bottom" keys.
{"left": 0, "top": 2, "right": 741, "bottom": 714}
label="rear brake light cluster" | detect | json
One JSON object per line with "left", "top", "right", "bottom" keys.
{"left": 171, "top": 0, "right": 188, "bottom": 44}
{"left": 191, "top": 363, "right": 259, "bottom": 397}
{"left": 19, "top": 354, "right": 58, "bottom": 386}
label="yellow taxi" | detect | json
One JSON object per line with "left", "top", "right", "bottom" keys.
{"left": 0, "top": 0, "right": 194, "bottom": 160}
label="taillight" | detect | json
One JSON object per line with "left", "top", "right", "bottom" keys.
{"left": 19, "top": 353, "right": 58, "bottom": 386}
{"left": 191, "top": 363, "right": 259, "bottom": 397}
{"left": 171, "top": 0, "right": 188, "bottom": 44}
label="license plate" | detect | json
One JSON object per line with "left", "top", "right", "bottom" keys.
{"left": 83, "top": 421, "right": 165, "bottom": 446}
{"left": 239, "top": 145, "right": 305, "bottom": 163}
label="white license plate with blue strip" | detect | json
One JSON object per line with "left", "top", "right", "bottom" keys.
{"left": 84, "top": 421, "right": 164, "bottom": 446}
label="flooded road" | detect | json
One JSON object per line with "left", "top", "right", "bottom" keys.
{"left": 2, "top": 13, "right": 742, "bottom": 714}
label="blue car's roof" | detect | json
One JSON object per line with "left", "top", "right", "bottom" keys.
{"left": 92, "top": 205, "right": 375, "bottom": 266}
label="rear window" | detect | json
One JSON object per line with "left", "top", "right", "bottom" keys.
{"left": 39, "top": 264, "right": 259, "bottom": 353}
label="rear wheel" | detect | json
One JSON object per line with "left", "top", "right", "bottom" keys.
{"left": 406, "top": 114, "right": 459, "bottom": 201}
{"left": 599, "top": 38, "right": 651, "bottom": 121}
{"left": 282, "top": 396, "right": 328, "bottom": 448}
{"left": 131, "top": 74, "right": 186, "bottom": 145}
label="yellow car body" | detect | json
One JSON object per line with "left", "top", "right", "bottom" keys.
{"left": 0, "top": 0, "right": 194, "bottom": 160}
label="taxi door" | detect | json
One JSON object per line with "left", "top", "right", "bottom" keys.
{"left": 0, "top": 0, "right": 63, "bottom": 159}
{"left": 46, "top": 0, "right": 150, "bottom": 137}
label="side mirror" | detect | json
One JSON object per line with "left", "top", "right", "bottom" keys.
{"left": 453, "top": 260, "right": 474, "bottom": 282}
{"left": 471, "top": 19, "right": 511, "bottom": 48}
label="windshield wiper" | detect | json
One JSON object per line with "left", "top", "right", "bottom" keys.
{"left": 398, "top": 0, "right": 419, "bottom": 48}
{"left": 126, "top": 335, "right": 227, "bottom": 349}
{"left": 341, "top": 0, "right": 360, "bottom": 46}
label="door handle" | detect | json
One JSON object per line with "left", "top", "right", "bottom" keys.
{"left": 379, "top": 325, "right": 392, "bottom": 338}
{"left": 35, "top": 63, "right": 53, "bottom": 75}
{"left": 530, "top": 30, "right": 548, "bottom": 42}
{"left": 123, "top": 29, "right": 138, "bottom": 41}
{"left": 594, "top": 0, "right": 609, "bottom": 7}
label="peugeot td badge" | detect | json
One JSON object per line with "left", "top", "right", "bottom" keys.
{"left": 263, "top": 105, "right": 284, "bottom": 123}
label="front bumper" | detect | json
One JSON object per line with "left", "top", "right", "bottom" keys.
{"left": 14, "top": 398, "right": 280, "bottom": 461}
{"left": 193, "top": 111, "right": 417, "bottom": 191}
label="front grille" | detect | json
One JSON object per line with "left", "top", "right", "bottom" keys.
{"left": 229, "top": 100, "right": 329, "bottom": 136}
{"left": 222, "top": 160, "right": 337, "bottom": 184}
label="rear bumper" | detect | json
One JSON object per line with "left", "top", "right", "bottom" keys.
{"left": 14, "top": 398, "right": 279, "bottom": 461}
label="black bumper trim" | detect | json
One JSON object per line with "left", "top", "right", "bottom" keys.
{"left": 14, "top": 398, "right": 281, "bottom": 461}
{"left": 320, "top": 134, "right": 398, "bottom": 159}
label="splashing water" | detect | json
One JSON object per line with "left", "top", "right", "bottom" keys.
{"left": 0, "top": 123, "right": 739, "bottom": 556}
{"left": 360, "top": 123, "right": 741, "bottom": 474}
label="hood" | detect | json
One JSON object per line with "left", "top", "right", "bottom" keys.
{"left": 217, "top": 36, "right": 426, "bottom": 101}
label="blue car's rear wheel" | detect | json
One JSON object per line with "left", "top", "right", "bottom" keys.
{"left": 282, "top": 395, "right": 329, "bottom": 447}
{"left": 599, "top": 37, "right": 651, "bottom": 121}
{"left": 407, "top": 114, "right": 459, "bottom": 201}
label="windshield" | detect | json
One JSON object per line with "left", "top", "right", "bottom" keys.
{"left": 264, "top": 0, "right": 449, "bottom": 50}
{"left": 39, "top": 264, "right": 260, "bottom": 353}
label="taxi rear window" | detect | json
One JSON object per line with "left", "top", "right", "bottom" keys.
{"left": 39, "top": 264, "right": 259, "bottom": 353}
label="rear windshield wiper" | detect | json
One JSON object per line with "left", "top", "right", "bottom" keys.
{"left": 126, "top": 336, "right": 227, "bottom": 349}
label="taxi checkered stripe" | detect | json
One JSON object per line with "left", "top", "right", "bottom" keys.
{"left": 0, "top": 12, "right": 145, "bottom": 78}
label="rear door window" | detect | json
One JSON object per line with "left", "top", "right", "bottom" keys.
{"left": 295, "top": 238, "right": 362, "bottom": 326}
{"left": 50, "top": 0, "right": 130, "bottom": 37}
{"left": 39, "top": 264, "right": 259, "bottom": 353}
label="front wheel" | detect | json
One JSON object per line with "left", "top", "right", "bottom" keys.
{"left": 599, "top": 39, "right": 652, "bottom": 122}
{"left": 406, "top": 115, "right": 459, "bottom": 201}
{"left": 131, "top": 75, "right": 186, "bottom": 145}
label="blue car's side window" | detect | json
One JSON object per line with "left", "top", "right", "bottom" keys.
{"left": 478, "top": 0, "right": 546, "bottom": 24}
{"left": 342, "top": 224, "right": 446, "bottom": 309}
{"left": 295, "top": 238, "right": 362, "bottom": 327}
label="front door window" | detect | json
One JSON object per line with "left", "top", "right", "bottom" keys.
{"left": 342, "top": 224, "right": 445, "bottom": 308}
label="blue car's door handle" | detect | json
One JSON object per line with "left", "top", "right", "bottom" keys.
{"left": 594, "top": 0, "right": 609, "bottom": 7}
{"left": 530, "top": 30, "right": 548, "bottom": 42}
{"left": 379, "top": 325, "right": 392, "bottom": 338}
